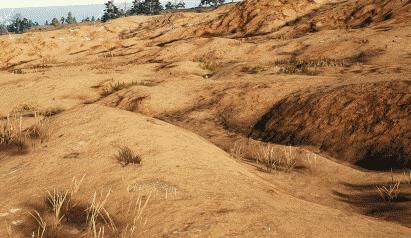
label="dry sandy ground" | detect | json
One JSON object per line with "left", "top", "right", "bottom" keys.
{"left": 0, "top": 0, "right": 410, "bottom": 237}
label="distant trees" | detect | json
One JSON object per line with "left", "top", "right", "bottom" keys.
{"left": 51, "top": 18, "right": 60, "bottom": 27}
{"left": 128, "top": 0, "right": 145, "bottom": 15}
{"left": 0, "top": 25, "right": 8, "bottom": 35}
{"left": 81, "top": 16, "right": 97, "bottom": 23}
{"left": 81, "top": 17, "right": 91, "bottom": 23}
{"left": 65, "top": 12, "right": 77, "bottom": 24}
{"left": 165, "top": 1, "right": 186, "bottom": 10}
{"left": 5, "top": 14, "right": 38, "bottom": 34}
{"left": 143, "top": 0, "right": 164, "bottom": 15}
{"left": 200, "top": 0, "right": 225, "bottom": 7}
{"left": 47, "top": 12, "right": 84, "bottom": 28}
{"left": 128, "top": 0, "right": 164, "bottom": 16}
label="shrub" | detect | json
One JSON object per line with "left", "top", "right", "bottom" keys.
{"left": 115, "top": 146, "right": 142, "bottom": 166}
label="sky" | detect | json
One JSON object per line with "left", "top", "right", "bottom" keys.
{"left": 0, "top": 0, "right": 203, "bottom": 8}
{"left": 0, "top": 1, "right": 105, "bottom": 8}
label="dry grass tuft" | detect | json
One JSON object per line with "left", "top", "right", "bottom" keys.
{"left": 0, "top": 115, "right": 26, "bottom": 150}
{"left": 196, "top": 56, "right": 219, "bottom": 72}
{"left": 229, "top": 139, "right": 297, "bottom": 172}
{"left": 40, "top": 107, "right": 65, "bottom": 117}
{"left": 101, "top": 81, "right": 140, "bottom": 97}
{"left": 29, "top": 210, "right": 47, "bottom": 238}
{"left": 254, "top": 144, "right": 297, "bottom": 172}
{"left": 28, "top": 176, "right": 150, "bottom": 238}
{"left": 230, "top": 141, "right": 246, "bottom": 160}
{"left": 117, "top": 193, "right": 150, "bottom": 238}
{"left": 29, "top": 175, "right": 85, "bottom": 237}
{"left": 86, "top": 189, "right": 116, "bottom": 235}
{"left": 115, "top": 146, "right": 142, "bottom": 166}
{"left": 46, "top": 189, "right": 70, "bottom": 227}
{"left": 376, "top": 172, "right": 401, "bottom": 202}
{"left": 25, "top": 117, "right": 51, "bottom": 143}
{"left": 275, "top": 58, "right": 346, "bottom": 75}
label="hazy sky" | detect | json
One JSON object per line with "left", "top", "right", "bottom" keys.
{"left": 0, "top": 1, "right": 103, "bottom": 8}
{"left": 0, "top": 0, "right": 235, "bottom": 9}
{"left": 0, "top": 0, "right": 202, "bottom": 8}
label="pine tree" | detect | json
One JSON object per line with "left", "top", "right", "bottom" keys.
{"left": 129, "top": 0, "right": 145, "bottom": 15}
{"left": 91, "top": 16, "right": 96, "bottom": 22}
{"left": 65, "top": 12, "right": 77, "bottom": 24}
{"left": 144, "top": 0, "right": 163, "bottom": 15}
{"left": 61, "top": 17, "right": 65, "bottom": 24}
{"left": 45, "top": 20, "right": 49, "bottom": 26}
{"left": 51, "top": 18, "right": 60, "bottom": 27}
{"left": 102, "top": 1, "right": 122, "bottom": 22}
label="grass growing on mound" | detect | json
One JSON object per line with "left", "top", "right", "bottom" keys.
{"left": 24, "top": 176, "right": 150, "bottom": 238}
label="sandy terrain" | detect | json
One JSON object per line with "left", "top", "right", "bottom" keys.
{"left": 0, "top": 0, "right": 410, "bottom": 237}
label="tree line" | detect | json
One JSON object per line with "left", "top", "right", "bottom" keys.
{"left": 0, "top": 15, "right": 39, "bottom": 34}
{"left": 0, "top": 0, "right": 227, "bottom": 34}
{"left": 101, "top": 0, "right": 226, "bottom": 22}
{"left": 45, "top": 12, "right": 99, "bottom": 27}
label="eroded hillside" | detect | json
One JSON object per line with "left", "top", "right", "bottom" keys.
{"left": 0, "top": 0, "right": 410, "bottom": 237}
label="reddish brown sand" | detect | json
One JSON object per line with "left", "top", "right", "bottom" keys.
{"left": 0, "top": 0, "right": 410, "bottom": 237}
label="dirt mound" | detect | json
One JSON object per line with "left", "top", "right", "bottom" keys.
{"left": 196, "top": 0, "right": 319, "bottom": 37}
{"left": 250, "top": 81, "right": 411, "bottom": 171}
{"left": 195, "top": 0, "right": 410, "bottom": 38}
{"left": 284, "top": 0, "right": 411, "bottom": 36}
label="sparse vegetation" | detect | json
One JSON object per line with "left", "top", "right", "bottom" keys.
{"left": 101, "top": 82, "right": 128, "bottom": 96}
{"left": 0, "top": 107, "right": 53, "bottom": 151}
{"left": 115, "top": 146, "right": 142, "bottom": 166}
{"left": 27, "top": 176, "right": 149, "bottom": 238}
{"left": 274, "top": 58, "right": 346, "bottom": 75}
{"left": 101, "top": 81, "right": 141, "bottom": 96}
{"left": 197, "top": 57, "right": 219, "bottom": 72}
